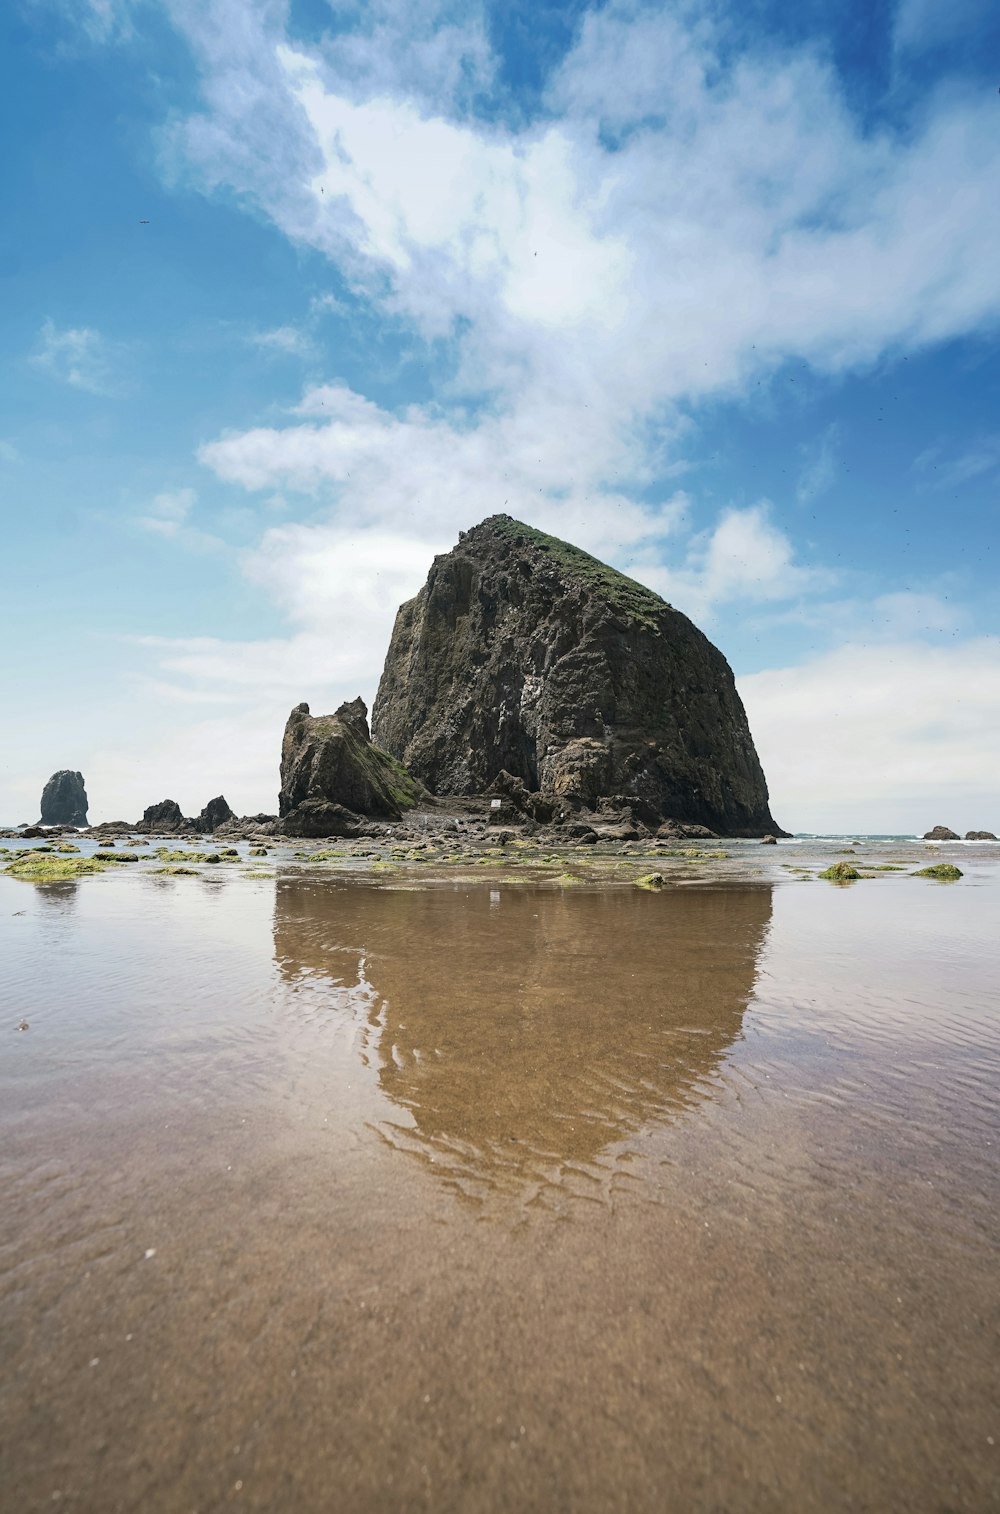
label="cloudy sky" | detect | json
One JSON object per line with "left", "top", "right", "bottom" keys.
{"left": 1, "top": 0, "right": 998, "bottom": 830}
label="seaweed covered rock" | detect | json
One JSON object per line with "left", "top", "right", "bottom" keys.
{"left": 195, "top": 795, "right": 234, "bottom": 833}
{"left": 279, "top": 699, "right": 423, "bottom": 836}
{"left": 373, "top": 516, "right": 783, "bottom": 837}
{"left": 39, "top": 770, "right": 88, "bottom": 827}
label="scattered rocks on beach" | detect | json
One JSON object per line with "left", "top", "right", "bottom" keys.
{"left": 39, "top": 770, "right": 88, "bottom": 827}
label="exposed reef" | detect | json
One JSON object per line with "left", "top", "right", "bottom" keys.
{"left": 39, "top": 770, "right": 88, "bottom": 827}
{"left": 373, "top": 515, "right": 783, "bottom": 836}
{"left": 279, "top": 699, "right": 424, "bottom": 837}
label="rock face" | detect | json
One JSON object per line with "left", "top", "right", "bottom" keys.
{"left": 137, "top": 799, "right": 188, "bottom": 833}
{"left": 923, "top": 825, "right": 960, "bottom": 840}
{"left": 39, "top": 770, "right": 88, "bottom": 827}
{"left": 373, "top": 516, "right": 783, "bottom": 836}
{"left": 195, "top": 795, "right": 234, "bottom": 833}
{"left": 279, "top": 699, "right": 423, "bottom": 837}
{"left": 965, "top": 830, "right": 996, "bottom": 841}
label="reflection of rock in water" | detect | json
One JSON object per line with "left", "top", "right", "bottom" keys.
{"left": 35, "top": 880, "right": 80, "bottom": 911}
{"left": 273, "top": 881, "right": 772, "bottom": 1197}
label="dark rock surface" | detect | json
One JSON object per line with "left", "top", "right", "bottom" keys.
{"left": 279, "top": 699, "right": 424, "bottom": 837}
{"left": 965, "top": 830, "right": 996, "bottom": 841}
{"left": 136, "top": 799, "right": 189, "bottom": 834}
{"left": 39, "top": 770, "right": 88, "bottom": 827}
{"left": 195, "top": 795, "right": 234, "bottom": 833}
{"left": 373, "top": 515, "right": 783, "bottom": 836}
{"left": 923, "top": 825, "right": 960, "bottom": 841}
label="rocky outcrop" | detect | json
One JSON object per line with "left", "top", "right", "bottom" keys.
{"left": 136, "top": 799, "right": 188, "bottom": 833}
{"left": 39, "top": 770, "right": 88, "bottom": 827}
{"left": 195, "top": 795, "right": 234, "bottom": 833}
{"left": 965, "top": 830, "right": 996, "bottom": 841}
{"left": 373, "top": 515, "right": 783, "bottom": 836}
{"left": 279, "top": 699, "right": 424, "bottom": 837}
{"left": 923, "top": 825, "right": 960, "bottom": 840}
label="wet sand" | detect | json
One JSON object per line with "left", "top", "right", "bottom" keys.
{"left": 1, "top": 864, "right": 998, "bottom": 1511}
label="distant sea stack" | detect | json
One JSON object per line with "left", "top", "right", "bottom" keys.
{"left": 372, "top": 515, "right": 783, "bottom": 837}
{"left": 39, "top": 770, "right": 88, "bottom": 827}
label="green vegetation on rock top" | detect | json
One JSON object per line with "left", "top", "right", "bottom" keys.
{"left": 481, "top": 514, "right": 670, "bottom": 627}
{"left": 819, "top": 862, "right": 861, "bottom": 882}
{"left": 913, "top": 864, "right": 963, "bottom": 880}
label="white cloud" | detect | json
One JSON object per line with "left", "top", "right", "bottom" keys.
{"left": 249, "top": 323, "right": 316, "bottom": 359}
{"left": 0, "top": 440, "right": 21, "bottom": 463}
{"left": 169, "top": 0, "right": 999, "bottom": 628}
{"left": 632, "top": 503, "right": 834, "bottom": 624}
{"left": 136, "top": 487, "right": 224, "bottom": 552}
{"left": 30, "top": 318, "right": 122, "bottom": 395}
{"left": 740, "top": 637, "right": 1000, "bottom": 833}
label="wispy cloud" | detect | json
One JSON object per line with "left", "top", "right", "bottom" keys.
{"left": 247, "top": 323, "right": 317, "bottom": 360}
{"left": 796, "top": 424, "right": 840, "bottom": 505}
{"left": 136, "top": 487, "right": 223, "bottom": 552}
{"left": 30, "top": 317, "right": 123, "bottom": 395}
{"left": 0, "top": 440, "right": 21, "bottom": 464}
{"left": 913, "top": 436, "right": 1000, "bottom": 491}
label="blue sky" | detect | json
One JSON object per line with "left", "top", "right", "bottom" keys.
{"left": 1, "top": 0, "right": 998, "bottom": 829}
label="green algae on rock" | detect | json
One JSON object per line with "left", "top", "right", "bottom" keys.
{"left": 635, "top": 873, "right": 668, "bottom": 890}
{"left": 5, "top": 854, "right": 110, "bottom": 882}
{"left": 913, "top": 864, "right": 963, "bottom": 880}
{"left": 819, "top": 862, "right": 862, "bottom": 882}
{"left": 280, "top": 697, "right": 424, "bottom": 837}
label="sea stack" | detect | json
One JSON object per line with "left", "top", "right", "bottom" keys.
{"left": 279, "top": 698, "right": 424, "bottom": 836}
{"left": 372, "top": 515, "right": 783, "bottom": 837}
{"left": 39, "top": 770, "right": 89, "bottom": 827}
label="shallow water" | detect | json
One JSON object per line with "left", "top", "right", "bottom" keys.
{"left": 1, "top": 868, "right": 998, "bottom": 1512}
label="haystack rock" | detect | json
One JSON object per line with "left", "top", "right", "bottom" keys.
{"left": 923, "top": 825, "right": 960, "bottom": 841}
{"left": 39, "top": 770, "right": 89, "bottom": 827}
{"left": 195, "top": 795, "right": 234, "bottom": 833}
{"left": 279, "top": 698, "right": 423, "bottom": 837}
{"left": 372, "top": 516, "right": 783, "bottom": 837}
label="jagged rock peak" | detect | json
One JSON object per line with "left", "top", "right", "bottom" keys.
{"left": 279, "top": 698, "right": 423, "bottom": 836}
{"left": 39, "top": 770, "right": 89, "bottom": 827}
{"left": 137, "top": 798, "right": 188, "bottom": 832}
{"left": 195, "top": 795, "right": 234, "bottom": 833}
{"left": 372, "top": 516, "right": 784, "bottom": 837}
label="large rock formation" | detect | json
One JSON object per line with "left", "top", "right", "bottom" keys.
{"left": 39, "top": 770, "right": 89, "bottom": 827}
{"left": 195, "top": 795, "right": 234, "bottom": 833}
{"left": 279, "top": 698, "right": 424, "bottom": 836}
{"left": 136, "top": 799, "right": 188, "bottom": 833}
{"left": 923, "top": 825, "right": 960, "bottom": 840}
{"left": 372, "top": 515, "right": 783, "bottom": 836}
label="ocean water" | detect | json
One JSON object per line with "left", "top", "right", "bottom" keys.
{"left": 1, "top": 861, "right": 998, "bottom": 1511}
